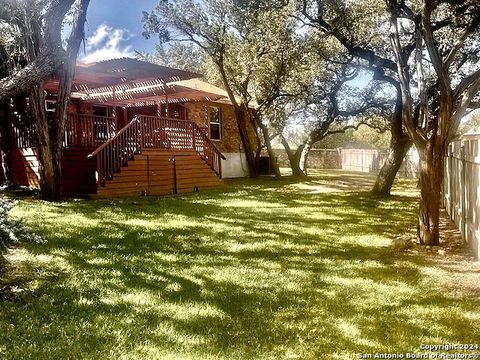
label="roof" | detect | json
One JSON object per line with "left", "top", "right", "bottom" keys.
{"left": 44, "top": 58, "right": 256, "bottom": 107}
{"left": 169, "top": 79, "right": 229, "bottom": 98}
{"left": 73, "top": 58, "right": 202, "bottom": 89}
{"left": 71, "top": 80, "right": 227, "bottom": 107}
{"left": 44, "top": 58, "right": 201, "bottom": 93}
{"left": 170, "top": 78, "right": 258, "bottom": 108}
{"left": 43, "top": 58, "right": 228, "bottom": 107}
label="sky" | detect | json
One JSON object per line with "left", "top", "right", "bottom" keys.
{"left": 78, "top": 0, "right": 159, "bottom": 63}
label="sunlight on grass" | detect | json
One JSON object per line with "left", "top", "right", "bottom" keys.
{"left": 1, "top": 170, "right": 479, "bottom": 359}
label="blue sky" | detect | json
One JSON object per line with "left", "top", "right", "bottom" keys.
{"left": 79, "top": 0, "right": 159, "bottom": 63}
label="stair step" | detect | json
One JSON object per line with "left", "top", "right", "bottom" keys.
{"left": 92, "top": 147, "right": 222, "bottom": 198}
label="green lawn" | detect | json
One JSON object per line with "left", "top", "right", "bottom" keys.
{"left": 1, "top": 170, "right": 479, "bottom": 359}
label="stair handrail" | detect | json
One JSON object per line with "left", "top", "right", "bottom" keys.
{"left": 88, "top": 116, "right": 141, "bottom": 186}
{"left": 191, "top": 121, "right": 226, "bottom": 176}
{"left": 89, "top": 114, "right": 227, "bottom": 187}
{"left": 192, "top": 122, "right": 226, "bottom": 160}
{"left": 88, "top": 116, "right": 139, "bottom": 157}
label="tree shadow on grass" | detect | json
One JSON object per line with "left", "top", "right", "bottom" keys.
{"left": 2, "top": 174, "right": 479, "bottom": 359}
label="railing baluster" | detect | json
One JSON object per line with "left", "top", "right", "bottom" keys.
{"left": 63, "top": 113, "right": 116, "bottom": 149}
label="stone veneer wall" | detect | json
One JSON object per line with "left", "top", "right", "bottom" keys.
{"left": 273, "top": 149, "right": 342, "bottom": 169}
{"left": 186, "top": 101, "right": 257, "bottom": 154}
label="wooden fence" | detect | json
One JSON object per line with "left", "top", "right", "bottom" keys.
{"left": 443, "top": 134, "right": 480, "bottom": 260}
{"left": 339, "top": 149, "right": 419, "bottom": 178}
{"left": 340, "top": 149, "right": 386, "bottom": 173}
{"left": 272, "top": 148, "right": 418, "bottom": 178}
{"left": 272, "top": 149, "right": 341, "bottom": 169}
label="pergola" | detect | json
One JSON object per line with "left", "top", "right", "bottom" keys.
{"left": 44, "top": 58, "right": 228, "bottom": 107}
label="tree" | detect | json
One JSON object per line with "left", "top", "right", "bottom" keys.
{"left": 0, "top": 0, "right": 91, "bottom": 200}
{"left": 136, "top": 42, "right": 208, "bottom": 75}
{"left": 458, "top": 110, "right": 480, "bottom": 135}
{"left": 0, "top": 2, "right": 27, "bottom": 187}
{"left": 385, "top": 0, "right": 480, "bottom": 245}
{"left": 279, "top": 61, "right": 393, "bottom": 177}
{"left": 143, "top": 0, "right": 303, "bottom": 178}
{"left": 314, "top": 123, "right": 390, "bottom": 150}
{"left": 299, "top": 0, "right": 413, "bottom": 194}
{"left": 300, "top": 0, "right": 480, "bottom": 244}
{"left": 0, "top": 0, "right": 77, "bottom": 100}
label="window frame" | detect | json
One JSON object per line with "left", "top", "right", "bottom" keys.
{"left": 45, "top": 100, "right": 56, "bottom": 112}
{"left": 208, "top": 106, "right": 222, "bottom": 141}
{"left": 92, "top": 105, "right": 110, "bottom": 117}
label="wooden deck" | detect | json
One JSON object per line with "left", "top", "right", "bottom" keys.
{"left": 10, "top": 114, "right": 225, "bottom": 198}
{"left": 11, "top": 147, "right": 97, "bottom": 194}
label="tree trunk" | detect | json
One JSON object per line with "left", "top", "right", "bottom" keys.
{"left": 281, "top": 137, "right": 307, "bottom": 177}
{"left": 214, "top": 58, "right": 258, "bottom": 178}
{"left": 298, "top": 141, "right": 313, "bottom": 176}
{"left": 234, "top": 104, "right": 258, "bottom": 177}
{"left": 291, "top": 151, "right": 306, "bottom": 177}
{"left": 253, "top": 120, "right": 263, "bottom": 174}
{"left": 37, "top": 142, "right": 62, "bottom": 201}
{"left": 417, "top": 143, "right": 444, "bottom": 246}
{"left": 257, "top": 120, "right": 281, "bottom": 178}
{"left": 25, "top": 0, "right": 89, "bottom": 201}
{"left": 371, "top": 134, "right": 411, "bottom": 196}
{"left": 30, "top": 85, "right": 62, "bottom": 200}
{"left": 0, "top": 100, "right": 14, "bottom": 187}
{"left": 372, "top": 89, "right": 412, "bottom": 195}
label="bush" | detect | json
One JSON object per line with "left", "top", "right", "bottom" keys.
{"left": 0, "top": 198, "right": 45, "bottom": 252}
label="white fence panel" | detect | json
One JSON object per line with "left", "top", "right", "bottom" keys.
{"left": 340, "top": 148, "right": 418, "bottom": 178}
{"left": 444, "top": 134, "right": 480, "bottom": 260}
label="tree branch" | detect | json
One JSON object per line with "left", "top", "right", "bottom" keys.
{"left": 0, "top": 0, "right": 76, "bottom": 100}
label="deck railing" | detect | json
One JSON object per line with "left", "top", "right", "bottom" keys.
{"left": 11, "top": 114, "right": 36, "bottom": 149}
{"left": 88, "top": 115, "right": 225, "bottom": 187}
{"left": 11, "top": 113, "right": 116, "bottom": 149}
{"left": 65, "top": 113, "right": 116, "bottom": 148}
{"left": 138, "top": 115, "right": 225, "bottom": 176}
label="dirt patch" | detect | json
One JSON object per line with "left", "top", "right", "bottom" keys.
{"left": 393, "top": 210, "right": 480, "bottom": 296}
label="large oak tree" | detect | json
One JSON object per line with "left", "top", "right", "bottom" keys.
{"left": 0, "top": 0, "right": 90, "bottom": 200}
{"left": 143, "top": 0, "right": 307, "bottom": 178}
{"left": 300, "top": 0, "right": 480, "bottom": 244}
{"left": 386, "top": 0, "right": 480, "bottom": 244}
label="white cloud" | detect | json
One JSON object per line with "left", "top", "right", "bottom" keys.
{"left": 80, "top": 24, "right": 134, "bottom": 63}
{"left": 86, "top": 24, "right": 110, "bottom": 47}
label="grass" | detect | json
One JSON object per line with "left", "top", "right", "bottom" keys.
{"left": 1, "top": 170, "right": 479, "bottom": 359}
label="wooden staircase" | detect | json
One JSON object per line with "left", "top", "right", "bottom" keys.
{"left": 88, "top": 115, "right": 225, "bottom": 198}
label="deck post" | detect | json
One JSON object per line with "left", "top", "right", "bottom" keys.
{"left": 173, "top": 155, "right": 177, "bottom": 194}
{"left": 140, "top": 115, "right": 145, "bottom": 149}
{"left": 218, "top": 155, "right": 222, "bottom": 179}
{"left": 147, "top": 154, "right": 150, "bottom": 195}
{"left": 165, "top": 94, "right": 169, "bottom": 118}
{"left": 192, "top": 124, "right": 196, "bottom": 151}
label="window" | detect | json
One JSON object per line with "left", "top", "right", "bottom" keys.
{"left": 170, "top": 104, "right": 184, "bottom": 119}
{"left": 92, "top": 106, "right": 109, "bottom": 117}
{"left": 45, "top": 100, "right": 56, "bottom": 112}
{"left": 208, "top": 106, "right": 221, "bottom": 140}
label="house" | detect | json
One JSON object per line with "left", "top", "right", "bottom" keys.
{"left": 8, "top": 58, "right": 255, "bottom": 198}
